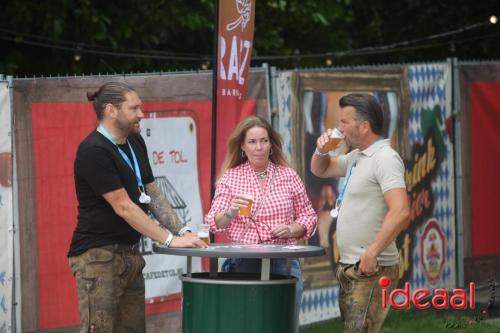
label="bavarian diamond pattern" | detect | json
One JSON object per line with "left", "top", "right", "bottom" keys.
{"left": 276, "top": 72, "right": 293, "bottom": 163}
{"left": 408, "top": 63, "right": 456, "bottom": 290}
{"left": 300, "top": 286, "right": 341, "bottom": 325}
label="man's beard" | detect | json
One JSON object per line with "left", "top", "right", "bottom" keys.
{"left": 117, "top": 119, "right": 140, "bottom": 136}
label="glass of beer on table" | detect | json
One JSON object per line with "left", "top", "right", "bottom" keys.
{"left": 238, "top": 194, "right": 254, "bottom": 217}
{"left": 323, "top": 128, "right": 345, "bottom": 151}
{"left": 197, "top": 224, "right": 210, "bottom": 244}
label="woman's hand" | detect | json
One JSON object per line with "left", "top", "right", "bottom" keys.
{"left": 227, "top": 194, "right": 251, "bottom": 216}
{"left": 271, "top": 224, "right": 306, "bottom": 239}
{"left": 271, "top": 224, "right": 294, "bottom": 239}
{"left": 215, "top": 194, "right": 252, "bottom": 229}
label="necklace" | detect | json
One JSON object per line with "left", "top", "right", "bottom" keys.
{"left": 255, "top": 170, "right": 267, "bottom": 181}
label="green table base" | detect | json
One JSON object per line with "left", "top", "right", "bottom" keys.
{"left": 181, "top": 272, "right": 296, "bottom": 333}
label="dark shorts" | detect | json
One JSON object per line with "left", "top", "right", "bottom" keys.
{"left": 68, "top": 244, "right": 146, "bottom": 333}
{"left": 336, "top": 263, "right": 399, "bottom": 333}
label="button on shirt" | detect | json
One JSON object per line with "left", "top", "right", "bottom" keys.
{"left": 205, "top": 161, "right": 317, "bottom": 244}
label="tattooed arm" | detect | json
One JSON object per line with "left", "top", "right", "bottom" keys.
{"left": 145, "top": 181, "right": 187, "bottom": 235}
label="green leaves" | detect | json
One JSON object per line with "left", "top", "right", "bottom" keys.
{"left": 0, "top": 0, "right": 498, "bottom": 75}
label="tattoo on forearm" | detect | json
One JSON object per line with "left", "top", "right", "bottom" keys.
{"left": 146, "top": 182, "right": 184, "bottom": 234}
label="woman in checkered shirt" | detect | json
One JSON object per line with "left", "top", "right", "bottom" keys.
{"left": 205, "top": 115, "right": 317, "bottom": 331}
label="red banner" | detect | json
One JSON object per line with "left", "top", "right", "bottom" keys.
{"left": 216, "top": 0, "right": 256, "bottom": 168}
{"left": 470, "top": 82, "right": 500, "bottom": 257}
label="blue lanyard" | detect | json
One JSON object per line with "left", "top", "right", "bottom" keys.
{"left": 98, "top": 125, "right": 145, "bottom": 189}
{"left": 337, "top": 161, "right": 356, "bottom": 203}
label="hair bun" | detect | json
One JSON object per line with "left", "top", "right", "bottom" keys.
{"left": 86, "top": 91, "right": 98, "bottom": 101}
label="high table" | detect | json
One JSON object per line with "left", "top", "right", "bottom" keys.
{"left": 153, "top": 243, "right": 324, "bottom": 333}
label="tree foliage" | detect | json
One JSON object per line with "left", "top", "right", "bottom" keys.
{"left": 0, "top": 0, "right": 498, "bottom": 76}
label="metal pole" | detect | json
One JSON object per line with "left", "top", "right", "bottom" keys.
{"left": 210, "top": 0, "right": 220, "bottom": 199}
{"left": 450, "top": 57, "right": 465, "bottom": 287}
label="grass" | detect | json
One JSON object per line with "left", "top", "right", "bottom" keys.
{"left": 300, "top": 309, "right": 500, "bottom": 333}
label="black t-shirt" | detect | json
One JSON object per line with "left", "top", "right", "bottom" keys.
{"left": 68, "top": 130, "right": 154, "bottom": 257}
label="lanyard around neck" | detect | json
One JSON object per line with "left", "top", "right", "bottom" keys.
{"left": 98, "top": 125, "right": 144, "bottom": 188}
{"left": 338, "top": 161, "right": 357, "bottom": 203}
{"left": 331, "top": 160, "right": 356, "bottom": 218}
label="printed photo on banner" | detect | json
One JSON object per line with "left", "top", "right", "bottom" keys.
{"left": 284, "top": 71, "right": 411, "bottom": 290}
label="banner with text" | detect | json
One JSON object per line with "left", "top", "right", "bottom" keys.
{"left": 274, "top": 65, "right": 455, "bottom": 324}
{"left": 216, "top": 0, "right": 256, "bottom": 167}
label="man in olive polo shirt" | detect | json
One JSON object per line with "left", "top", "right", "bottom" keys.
{"left": 311, "top": 93, "right": 410, "bottom": 333}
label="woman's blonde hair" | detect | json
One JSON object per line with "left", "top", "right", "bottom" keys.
{"left": 219, "top": 115, "right": 288, "bottom": 177}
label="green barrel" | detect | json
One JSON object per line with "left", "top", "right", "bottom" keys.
{"left": 181, "top": 272, "right": 296, "bottom": 333}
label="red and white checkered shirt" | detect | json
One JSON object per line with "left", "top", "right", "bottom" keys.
{"left": 205, "top": 161, "right": 317, "bottom": 244}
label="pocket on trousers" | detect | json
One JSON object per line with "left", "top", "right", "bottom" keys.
{"left": 344, "top": 265, "right": 380, "bottom": 282}
{"left": 81, "top": 248, "right": 116, "bottom": 279}
{"left": 336, "top": 265, "right": 353, "bottom": 293}
{"left": 85, "top": 248, "right": 115, "bottom": 263}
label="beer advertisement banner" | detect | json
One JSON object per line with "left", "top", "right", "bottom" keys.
{"left": 275, "top": 65, "right": 455, "bottom": 323}
{"left": 405, "top": 63, "right": 455, "bottom": 292}
{"left": 0, "top": 80, "right": 13, "bottom": 333}
{"left": 275, "top": 68, "right": 412, "bottom": 324}
{"left": 12, "top": 71, "right": 268, "bottom": 331}
{"left": 216, "top": 0, "right": 256, "bottom": 167}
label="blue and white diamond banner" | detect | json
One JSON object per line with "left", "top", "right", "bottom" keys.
{"left": 276, "top": 72, "right": 294, "bottom": 164}
{"left": 402, "top": 63, "right": 456, "bottom": 291}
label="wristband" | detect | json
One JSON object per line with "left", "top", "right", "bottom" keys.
{"left": 314, "top": 148, "right": 330, "bottom": 156}
{"left": 178, "top": 226, "right": 191, "bottom": 236}
{"left": 164, "top": 232, "right": 174, "bottom": 247}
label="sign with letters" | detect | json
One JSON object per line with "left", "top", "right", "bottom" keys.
{"left": 216, "top": 0, "right": 256, "bottom": 166}
{"left": 141, "top": 113, "right": 203, "bottom": 301}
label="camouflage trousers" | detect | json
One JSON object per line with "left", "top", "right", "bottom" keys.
{"left": 336, "top": 263, "right": 399, "bottom": 333}
{"left": 69, "top": 244, "right": 146, "bottom": 333}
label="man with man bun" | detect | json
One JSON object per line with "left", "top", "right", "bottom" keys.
{"left": 68, "top": 82, "right": 206, "bottom": 333}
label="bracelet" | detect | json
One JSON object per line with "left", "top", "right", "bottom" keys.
{"left": 164, "top": 232, "right": 174, "bottom": 247}
{"left": 314, "top": 148, "right": 329, "bottom": 156}
{"left": 223, "top": 207, "right": 236, "bottom": 220}
{"left": 178, "top": 226, "right": 191, "bottom": 236}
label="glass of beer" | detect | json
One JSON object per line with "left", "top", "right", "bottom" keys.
{"left": 238, "top": 194, "right": 254, "bottom": 217}
{"left": 323, "top": 128, "right": 345, "bottom": 151}
{"left": 197, "top": 224, "right": 210, "bottom": 244}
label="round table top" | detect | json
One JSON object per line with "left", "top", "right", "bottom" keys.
{"left": 153, "top": 243, "right": 325, "bottom": 259}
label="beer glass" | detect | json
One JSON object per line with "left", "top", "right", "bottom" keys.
{"left": 197, "top": 224, "right": 210, "bottom": 244}
{"left": 323, "top": 128, "right": 345, "bottom": 151}
{"left": 238, "top": 194, "right": 254, "bottom": 217}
